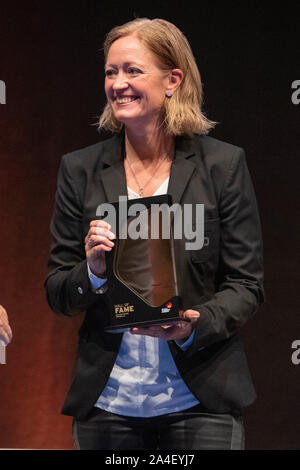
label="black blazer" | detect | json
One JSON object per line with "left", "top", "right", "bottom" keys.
{"left": 45, "top": 130, "right": 265, "bottom": 420}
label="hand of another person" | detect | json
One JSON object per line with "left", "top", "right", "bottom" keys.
{"left": 85, "top": 220, "right": 115, "bottom": 277}
{"left": 0, "top": 305, "right": 13, "bottom": 346}
{"left": 130, "top": 309, "right": 200, "bottom": 341}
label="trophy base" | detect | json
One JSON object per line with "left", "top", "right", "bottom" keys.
{"left": 104, "top": 314, "right": 190, "bottom": 331}
{"left": 102, "top": 274, "right": 184, "bottom": 331}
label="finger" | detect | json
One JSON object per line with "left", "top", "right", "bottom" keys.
{"left": 88, "top": 226, "right": 115, "bottom": 240}
{"left": 96, "top": 228, "right": 115, "bottom": 239}
{"left": 164, "top": 323, "right": 193, "bottom": 340}
{"left": 130, "top": 323, "right": 193, "bottom": 341}
{"left": 0, "top": 328, "right": 10, "bottom": 345}
{"left": 86, "top": 230, "right": 114, "bottom": 245}
{"left": 86, "top": 235, "right": 115, "bottom": 250}
{"left": 0, "top": 305, "right": 8, "bottom": 321}
{"left": 159, "top": 320, "right": 188, "bottom": 328}
{"left": 90, "top": 220, "right": 112, "bottom": 231}
{"left": 180, "top": 309, "right": 200, "bottom": 323}
{"left": 0, "top": 319, "right": 12, "bottom": 336}
{"left": 5, "top": 323, "right": 13, "bottom": 342}
{"left": 130, "top": 326, "right": 167, "bottom": 339}
{"left": 179, "top": 310, "right": 192, "bottom": 320}
{"left": 132, "top": 321, "right": 188, "bottom": 334}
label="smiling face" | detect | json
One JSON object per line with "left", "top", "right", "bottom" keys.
{"left": 104, "top": 34, "right": 171, "bottom": 129}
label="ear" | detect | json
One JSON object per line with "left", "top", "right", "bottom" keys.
{"left": 166, "top": 68, "right": 184, "bottom": 95}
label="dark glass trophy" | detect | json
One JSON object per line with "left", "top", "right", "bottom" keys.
{"left": 101, "top": 194, "right": 186, "bottom": 330}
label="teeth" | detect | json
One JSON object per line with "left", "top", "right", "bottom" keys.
{"left": 116, "top": 97, "right": 138, "bottom": 103}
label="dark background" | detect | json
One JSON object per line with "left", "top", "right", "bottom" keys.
{"left": 0, "top": 0, "right": 299, "bottom": 449}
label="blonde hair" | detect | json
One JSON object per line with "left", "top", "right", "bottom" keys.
{"left": 98, "top": 17, "right": 217, "bottom": 136}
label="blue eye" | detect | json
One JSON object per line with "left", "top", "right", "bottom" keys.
{"left": 128, "top": 68, "right": 141, "bottom": 74}
{"left": 104, "top": 67, "right": 142, "bottom": 77}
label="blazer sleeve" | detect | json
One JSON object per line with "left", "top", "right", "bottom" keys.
{"left": 184, "top": 147, "right": 266, "bottom": 356}
{"left": 44, "top": 154, "right": 101, "bottom": 316}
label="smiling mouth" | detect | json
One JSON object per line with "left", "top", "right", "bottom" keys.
{"left": 114, "top": 96, "right": 140, "bottom": 104}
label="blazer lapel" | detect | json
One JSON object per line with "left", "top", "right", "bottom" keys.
{"left": 100, "top": 131, "right": 128, "bottom": 203}
{"left": 99, "top": 130, "right": 199, "bottom": 204}
{"left": 167, "top": 134, "right": 198, "bottom": 204}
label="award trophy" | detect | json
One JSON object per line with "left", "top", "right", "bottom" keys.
{"left": 101, "top": 194, "right": 186, "bottom": 330}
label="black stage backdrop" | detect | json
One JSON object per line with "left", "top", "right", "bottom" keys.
{"left": 0, "top": 0, "right": 299, "bottom": 449}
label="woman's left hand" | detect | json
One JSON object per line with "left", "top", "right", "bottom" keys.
{"left": 0, "top": 305, "right": 12, "bottom": 346}
{"left": 130, "top": 309, "right": 200, "bottom": 341}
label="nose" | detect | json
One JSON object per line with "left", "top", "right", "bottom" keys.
{"left": 111, "top": 71, "right": 129, "bottom": 92}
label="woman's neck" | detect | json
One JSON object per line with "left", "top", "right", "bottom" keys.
{"left": 124, "top": 122, "right": 174, "bottom": 163}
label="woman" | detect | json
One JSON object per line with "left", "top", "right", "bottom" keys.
{"left": 45, "top": 18, "right": 265, "bottom": 450}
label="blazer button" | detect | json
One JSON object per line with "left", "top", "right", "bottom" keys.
{"left": 77, "top": 287, "right": 83, "bottom": 295}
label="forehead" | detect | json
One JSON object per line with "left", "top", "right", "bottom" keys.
{"left": 106, "top": 35, "right": 156, "bottom": 66}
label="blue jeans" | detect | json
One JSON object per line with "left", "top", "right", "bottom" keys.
{"left": 72, "top": 404, "right": 245, "bottom": 450}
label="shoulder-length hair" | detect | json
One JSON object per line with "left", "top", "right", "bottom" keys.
{"left": 98, "top": 17, "right": 217, "bottom": 136}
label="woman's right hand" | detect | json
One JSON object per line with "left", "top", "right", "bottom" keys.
{"left": 85, "top": 220, "right": 115, "bottom": 277}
